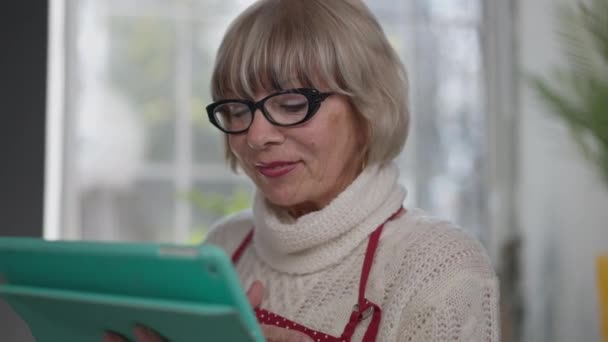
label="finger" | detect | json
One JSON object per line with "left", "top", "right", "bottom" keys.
{"left": 261, "top": 325, "right": 314, "bottom": 342}
{"left": 246, "top": 280, "right": 265, "bottom": 308}
{"left": 134, "top": 325, "right": 167, "bottom": 342}
{"left": 103, "top": 331, "right": 128, "bottom": 342}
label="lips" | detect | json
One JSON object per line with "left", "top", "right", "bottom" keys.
{"left": 255, "top": 161, "right": 299, "bottom": 178}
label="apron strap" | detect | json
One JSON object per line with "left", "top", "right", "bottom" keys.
{"left": 362, "top": 302, "right": 382, "bottom": 342}
{"left": 359, "top": 207, "right": 404, "bottom": 306}
{"left": 341, "top": 206, "right": 404, "bottom": 341}
{"left": 358, "top": 223, "right": 384, "bottom": 305}
{"left": 231, "top": 228, "right": 254, "bottom": 264}
{"left": 340, "top": 226, "right": 385, "bottom": 341}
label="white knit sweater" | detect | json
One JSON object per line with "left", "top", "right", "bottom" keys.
{"left": 206, "top": 164, "right": 500, "bottom": 341}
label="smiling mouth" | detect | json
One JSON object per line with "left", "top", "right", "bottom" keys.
{"left": 255, "top": 161, "right": 299, "bottom": 178}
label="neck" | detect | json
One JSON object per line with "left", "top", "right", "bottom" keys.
{"left": 286, "top": 162, "right": 365, "bottom": 219}
{"left": 287, "top": 202, "right": 319, "bottom": 219}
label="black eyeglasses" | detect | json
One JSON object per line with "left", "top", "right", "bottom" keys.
{"left": 206, "top": 88, "right": 334, "bottom": 134}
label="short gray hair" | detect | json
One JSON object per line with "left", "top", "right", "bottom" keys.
{"left": 210, "top": 0, "right": 410, "bottom": 170}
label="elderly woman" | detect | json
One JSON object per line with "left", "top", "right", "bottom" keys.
{"left": 107, "top": 0, "right": 499, "bottom": 341}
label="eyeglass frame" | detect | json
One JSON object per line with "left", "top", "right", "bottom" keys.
{"left": 206, "top": 88, "right": 334, "bottom": 134}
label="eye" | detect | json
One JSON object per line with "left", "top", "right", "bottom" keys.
{"left": 268, "top": 93, "right": 309, "bottom": 115}
{"left": 279, "top": 102, "right": 308, "bottom": 113}
{"left": 230, "top": 107, "right": 250, "bottom": 118}
{"left": 215, "top": 103, "right": 250, "bottom": 119}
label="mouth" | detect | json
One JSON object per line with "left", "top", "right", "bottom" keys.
{"left": 255, "top": 161, "right": 299, "bottom": 178}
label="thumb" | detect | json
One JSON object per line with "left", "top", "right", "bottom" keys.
{"left": 262, "top": 325, "right": 314, "bottom": 342}
{"left": 246, "top": 280, "right": 265, "bottom": 308}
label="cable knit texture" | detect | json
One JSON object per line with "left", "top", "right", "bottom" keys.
{"left": 206, "top": 163, "right": 500, "bottom": 341}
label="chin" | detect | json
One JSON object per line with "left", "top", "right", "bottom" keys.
{"left": 263, "top": 193, "right": 300, "bottom": 208}
{"left": 260, "top": 187, "right": 304, "bottom": 208}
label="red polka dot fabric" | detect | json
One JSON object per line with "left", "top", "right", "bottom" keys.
{"left": 255, "top": 307, "right": 349, "bottom": 342}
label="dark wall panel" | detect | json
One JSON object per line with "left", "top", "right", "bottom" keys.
{"left": 0, "top": 2, "right": 47, "bottom": 237}
{"left": 0, "top": 2, "right": 47, "bottom": 341}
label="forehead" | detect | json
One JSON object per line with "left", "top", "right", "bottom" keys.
{"left": 210, "top": 3, "right": 350, "bottom": 102}
{"left": 224, "top": 80, "right": 329, "bottom": 101}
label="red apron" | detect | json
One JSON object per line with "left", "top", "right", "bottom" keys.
{"left": 231, "top": 208, "right": 404, "bottom": 342}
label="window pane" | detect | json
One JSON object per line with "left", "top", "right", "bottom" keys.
{"left": 436, "top": 27, "right": 481, "bottom": 75}
{"left": 80, "top": 180, "right": 175, "bottom": 242}
{"left": 107, "top": 15, "right": 177, "bottom": 163}
{"left": 191, "top": 19, "right": 227, "bottom": 164}
{"left": 406, "top": 2, "right": 485, "bottom": 237}
{"left": 428, "top": 0, "right": 480, "bottom": 22}
{"left": 366, "top": 1, "right": 411, "bottom": 21}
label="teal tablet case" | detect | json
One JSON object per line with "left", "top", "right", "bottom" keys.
{"left": 0, "top": 238, "right": 265, "bottom": 342}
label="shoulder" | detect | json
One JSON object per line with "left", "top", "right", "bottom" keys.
{"left": 379, "top": 209, "right": 500, "bottom": 341}
{"left": 379, "top": 208, "right": 497, "bottom": 294}
{"left": 204, "top": 209, "right": 255, "bottom": 256}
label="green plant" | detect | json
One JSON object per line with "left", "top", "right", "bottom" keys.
{"left": 530, "top": 0, "right": 608, "bottom": 185}
{"left": 186, "top": 188, "right": 251, "bottom": 217}
{"left": 182, "top": 187, "right": 252, "bottom": 244}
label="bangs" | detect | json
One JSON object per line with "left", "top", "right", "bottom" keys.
{"left": 211, "top": 0, "right": 349, "bottom": 100}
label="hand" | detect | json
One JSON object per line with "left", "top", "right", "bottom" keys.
{"left": 103, "top": 326, "right": 166, "bottom": 342}
{"left": 102, "top": 281, "right": 312, "bottom": 342}
{"left": 247, "top": 280, "right": 313, "bottom": 342}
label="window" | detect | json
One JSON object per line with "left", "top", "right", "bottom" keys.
{"left": 47, "top": 0, "right": 487, "bottom": 244}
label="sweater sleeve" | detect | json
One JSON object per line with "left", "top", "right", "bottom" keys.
{"left": 203, "top": 209, "right": 254, "bottom": 256}
{"left": 397, "top": 268, "right": 500, "bottom": 342}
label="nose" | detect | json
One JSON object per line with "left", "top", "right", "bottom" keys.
{"left": 246, "top": 109, "right": 285, "bottom": 150}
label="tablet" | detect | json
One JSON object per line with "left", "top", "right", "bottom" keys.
{"left": 0, "top": 237, "right": 265, "bottom": 342}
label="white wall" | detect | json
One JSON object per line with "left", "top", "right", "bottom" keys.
{"left": 517, "top": 0, "right": 608, "bottom": 340}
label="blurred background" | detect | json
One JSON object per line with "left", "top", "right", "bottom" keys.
{"left": 1, "top": 0, "right": 607, "bottom": 341}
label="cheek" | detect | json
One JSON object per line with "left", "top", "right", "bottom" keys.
{"left": 227, "top": 136, "right": 244, "bottom": 158}
{"left": 227, "top": 136, "right": 254, "bottom": 171}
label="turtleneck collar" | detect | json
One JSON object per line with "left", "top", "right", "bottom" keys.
{"left": 251, "top": 163, "right": 406, "bottom": 274}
